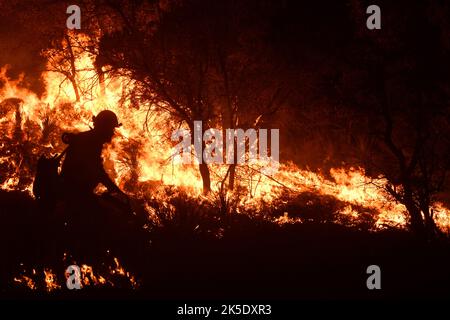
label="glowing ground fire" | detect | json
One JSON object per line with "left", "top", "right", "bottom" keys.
{"left": 0, "top": 35, "right": 449, "bottom": 235}
{"left": 1, "top": 32, "right": 450, "bottom": 291}
{"left": 171, "top": 121, "right": 279, "bottom": 176}
{"left": 14, "top": 257, "right": 138, "bottom": 291}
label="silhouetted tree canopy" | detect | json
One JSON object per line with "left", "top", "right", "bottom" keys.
{"left": 1, "top": 0, "right": 449, "bottom": 237}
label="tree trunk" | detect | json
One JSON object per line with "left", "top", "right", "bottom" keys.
{"left": 192, "top": 124, "right": 211, "bottom": 194}
{"left": 97, "top": 67, "right": 106, "bottom": 98}
{"left": 69, "top": 76, "right": 80, "bottom": 102}
{"left": 420, "top": 204, "right": 440, "bottom": 240}
{"left": 403, "top": 190, "right": 426, "bottom": 239}
{"left": 218, "top": 51, "right": 236, "bottom": 191}
{"left": 199, "top": 162, "right": 211, "bottom": 194}
{"left": 407, "top": 204, "right": 425, "bottom": 238}
{"left": 65, "top": 34, "right": 80, "bottom": 102}
{"left": 228, "top": 164, "right": 236, "bottom": 191}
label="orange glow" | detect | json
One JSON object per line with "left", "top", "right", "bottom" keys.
{"left": 1, "top": 34, "right": 449, "bottom": 237}
{"left": 14, "top": 258, "right": 136, "bottom": 291}
{"left": 14, "top": 275, "right": 37, "bottom": 290}
{"left": 44, "top": 269, "right": 60, "bottom": 292}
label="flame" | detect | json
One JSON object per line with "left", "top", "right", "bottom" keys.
{"left": 15, "top": 257, "right": 137, "bottom": 291}
{"left": 14, "top": 275, "right": 37, "bottom": 290}
{"left": 3, "top": 33, "right": 449, "bottom": 293}
{"left": 265, "top": 166, "right": 408, "bottom": 228}
{"left": 274, "top": 212, "right": 303, "bottom": 224}
{"left": 1, "top": 32, "right": 449, "bottom": 233}
{"left": 44, "top": 268, "right": 61, "bottom": 292}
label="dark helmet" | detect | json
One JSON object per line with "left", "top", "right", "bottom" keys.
{"left": 93, "top": 110, "right": 122, "bottom": 130}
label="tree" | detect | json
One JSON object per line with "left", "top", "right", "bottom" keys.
{"left": 94, "top": 0, "right": 289, "bottom": 193}
{"left": 333, "top": 0, "right": 450, "bottom": 239}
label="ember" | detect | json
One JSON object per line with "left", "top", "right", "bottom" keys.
{"left": 1, "top": 0, "right": 449, "bottom": 302}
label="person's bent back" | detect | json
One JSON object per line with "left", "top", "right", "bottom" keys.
{"left": 60, "top": 110, "right": 125, "bottom": 198}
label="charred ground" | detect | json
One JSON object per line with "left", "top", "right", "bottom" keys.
{"left": 2, "top": 189, "right": 450, "bottom": 300}
{"left": 0, "top": 0, "right": 450, "bottom": 301}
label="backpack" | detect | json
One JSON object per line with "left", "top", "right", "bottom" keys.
{"left": 33, "top": 148, "right": 68, "bottom": 203}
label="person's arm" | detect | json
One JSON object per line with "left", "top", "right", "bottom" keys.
{"left": 99, "top": 169, "right": 130, "bottom": 204}
{"left": 99, "top": 168, "right": 123, "bottom": 194}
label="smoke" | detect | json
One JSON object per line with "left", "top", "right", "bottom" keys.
{"left": 0, "top": 10, "right": 48, "bottom": 96}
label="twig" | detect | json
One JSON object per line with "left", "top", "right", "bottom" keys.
{"left": 246, "top": 165, "right": 295, "bottom": 192}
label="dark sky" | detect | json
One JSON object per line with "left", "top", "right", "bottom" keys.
{"left": 0, "top": 0, "right": 448, "bottom": 171}
{"left": 0, "top": 14, "right": 46, "bottom": 94}
{"left": 0, "top": 0, "right": 357, "bottom": 91}
{"left": 0, "top": 0, "right": 447, "bottom": 100}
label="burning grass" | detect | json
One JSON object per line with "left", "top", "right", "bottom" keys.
{"left": 1, "top": 35, "right": 450, "bottom": 296}
{"left": 3, "top": 188, "right": 450, "bottom": 299}
{"left": 0, "top": 48, "right": 449, "bottom": 232}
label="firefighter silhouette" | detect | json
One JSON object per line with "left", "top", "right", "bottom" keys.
{"left": 33, "top": 110, "right": 147, "bottom": 268}
{"left": 60, "top": 110, "right": 126, "bottom": 200}
{"left": 58, "top": 110, "right": 130, "bottom": 259}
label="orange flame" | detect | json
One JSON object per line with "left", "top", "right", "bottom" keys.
{"left": 0, "top": 33, "right": 449, "bottom": 234}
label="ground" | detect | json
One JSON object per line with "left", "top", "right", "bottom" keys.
{"left": 1, "top": 190, "right": 450, "bottom": 300}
